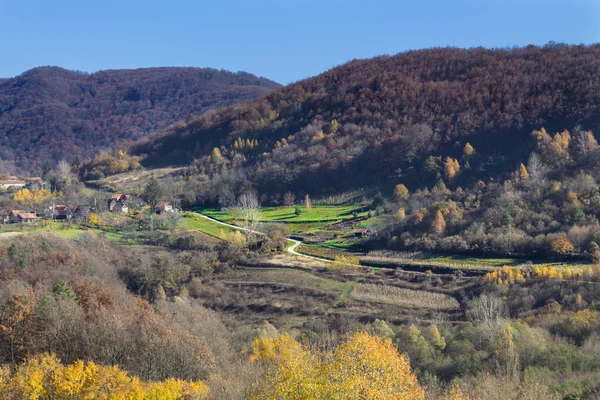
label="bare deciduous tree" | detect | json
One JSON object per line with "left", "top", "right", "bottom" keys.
{"left": 235, "top": 192, "right": 261, "bottom": 242}
{"left": 526, "top": 152, "right": 546, "bottom": 182}
{"left": 466, "top": 294, "right": 507, "bottom": 337}
{"left": 56, "top": 159, "right": 73, "bottom": 182}
{"left": 283, "top": 192, "right": 295, "bottom": 207}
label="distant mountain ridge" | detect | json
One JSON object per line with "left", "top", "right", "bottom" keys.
{"left": 0, "top": 66, "right": 280, "bottom": 172}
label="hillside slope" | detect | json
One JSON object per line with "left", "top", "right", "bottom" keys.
{"left": 133, "top": 44, "right": 600, "bottom": 202}
{"left": 0, "top": 66, "right": 280, "bottom": 172}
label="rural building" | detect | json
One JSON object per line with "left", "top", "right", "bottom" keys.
{"left": 108, "top": 194, "right": 129, "bottom": 213}
{"left": 9, "top": 210, "right": 25, "bottom": 223}
{"left": 154, "top": 201, "right": 173, "bottom": 214}
{"left": 354, "top": 228, "right": 370, "bottom": 238}
{"left": 17, "top": 212, "right": 37, "bottom": 223}
{"left": 112, "top": 202, "right": 129, "bottom": 214}
{"left": 0, "top": 179, "right": 26, "bottom": 189}
{"left": 53, "top": 205, "right": 72, "bottom": 220}
{"left": 124, "top": 194, "right": 145, "bottom": 209}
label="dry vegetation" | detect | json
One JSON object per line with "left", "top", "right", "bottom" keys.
{"left": 351, "top": 283, "right": 460, "bottom": 311}
{"left": 89, "top": 166, "right": 185, "bottom": 192}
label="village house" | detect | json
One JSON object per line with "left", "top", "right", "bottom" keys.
{"left": 52, "top": 205, "right": 72, "bottom": 220}
{"left": 123, "top": 194, "right": 145, "bottom": 209}
{"left": 10, "top": 210, "right": 25, "bottom": 223}
{"left": 154, "top": 201, "right": 173, "bottom": 214}
{"left": 0, "top": 179, "right": 26, "bottom": 190}
{"left": 112, "top": 202, "right": 129, "bottom": 214}
{"left": 17, "top": 212, "right": 37, "bottom": 223}
{"left": 108, "top": 194, "right": 129, "bottom": 213}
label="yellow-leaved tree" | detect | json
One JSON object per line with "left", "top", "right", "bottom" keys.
{"left": 250, "top": 332, "right": 424, "bottom": 400}
{"left": 249, "top": 335, "right": 319, "bottom": 399}
{"left": 431, "top": 210, "right": 446, "bottom": 234}
{"left": 0, "top": 353, "right": 208, "bottom": 399}
{"left": 88, "top": 213, "right": 100, "bottom": 226}
{"left": 463, "top": 143, "right": 474, "bottom": 159}
{"left": 444, "top": 157, "right": 460, "bottom": 181}
{"left": 13, "top": 188, "right": 53, "bottom": 205}
{"left": 393, "top": 184, "right": 409, "bottom": 201}
{"left": 518, "top": 163, "right": 529, "bottom": 181}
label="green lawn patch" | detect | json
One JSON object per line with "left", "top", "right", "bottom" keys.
{"left": 202, "top": 204, "right": 369, "bottom": 224}
{"left": 180, "top": 213, "right": 238, "bottom": 241}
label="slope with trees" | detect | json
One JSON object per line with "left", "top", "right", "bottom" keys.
{"left": 132, "top": 43, "right": 600, "bottom": 205}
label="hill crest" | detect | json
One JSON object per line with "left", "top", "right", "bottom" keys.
{"left": 0, "top": 66, "right": 280, "bottom": 172}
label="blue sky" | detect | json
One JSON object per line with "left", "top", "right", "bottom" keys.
{"left": 1, "top": 0, "right": 598, "bottom": 84}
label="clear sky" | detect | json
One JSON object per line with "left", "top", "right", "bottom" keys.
{"left": 1, "top": 0, "right": 598, "bottom": 84}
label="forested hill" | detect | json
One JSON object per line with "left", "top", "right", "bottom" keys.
{"left": 0, "top": 66, "right": 280, "bottom": 172}
{"left": 132, "top": 44, "right": 600, "bottom": 200}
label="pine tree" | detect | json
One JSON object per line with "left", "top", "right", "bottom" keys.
{"left": 42, "top": 161, "right": 51, "bottom": 178}
{"left": 574, "top": 207, "right": 586, "bottom": 225}
{"left": 503, "top": 211, "right": 515, "bottom": 227}
{"left": 144, "top": 177, "right": 163, "bottom": 210}
{"left": 71, "top": 156, "right": 81, "bottom": 169}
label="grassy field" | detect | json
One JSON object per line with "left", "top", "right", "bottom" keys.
{"left": 180, "top": 213, "right": 240, "bottom": 240}
{"left": 203, "top": 204, "right": 368, "bottom": 223}
{"left": 361, "top": 251, "right": 594, "bottom": 272}
{"left": 201, "top": 204, "right": 370, "bottom": 235}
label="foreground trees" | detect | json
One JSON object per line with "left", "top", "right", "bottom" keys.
{"left": 0, "top": 353, "right": 208, "bottom": 399}
{"left": 250, "top": 332, "right": 424, "bottom": 400}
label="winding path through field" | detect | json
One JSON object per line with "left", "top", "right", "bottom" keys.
{"left": 192, "top": 212, "right": 331, "bottom": 263}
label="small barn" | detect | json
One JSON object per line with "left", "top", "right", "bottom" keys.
{"left": 354, "top": 228, "right": 370, "bottom": 238}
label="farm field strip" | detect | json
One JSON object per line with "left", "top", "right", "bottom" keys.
{"left": 351, "top": 283, "right": 460, "bottom": 311}
{"left": 201, "top": 204, "right": 369, "bottom": 225}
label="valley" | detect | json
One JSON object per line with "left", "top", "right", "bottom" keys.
{"left": 1, "top": 42, "right": 600, "bottom": 398}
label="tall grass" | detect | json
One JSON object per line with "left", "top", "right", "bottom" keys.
{"left": 351, "top": 283, "right": 460, "bottom": 310}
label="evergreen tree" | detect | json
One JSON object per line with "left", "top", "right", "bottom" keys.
{"left": 574, "top": 207, "right": 586, "bottom": 225}
{"left": 42, "top": 161, "right": 51, "bottom": 178}
{"left": 503, "top": 211, "right": 515, "bottom": 227}
{"left": 71, "top": 156, "right": 81, "bottom": 169}
{"left": 144, "top": 177, "right": 163, "bottom": 210}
